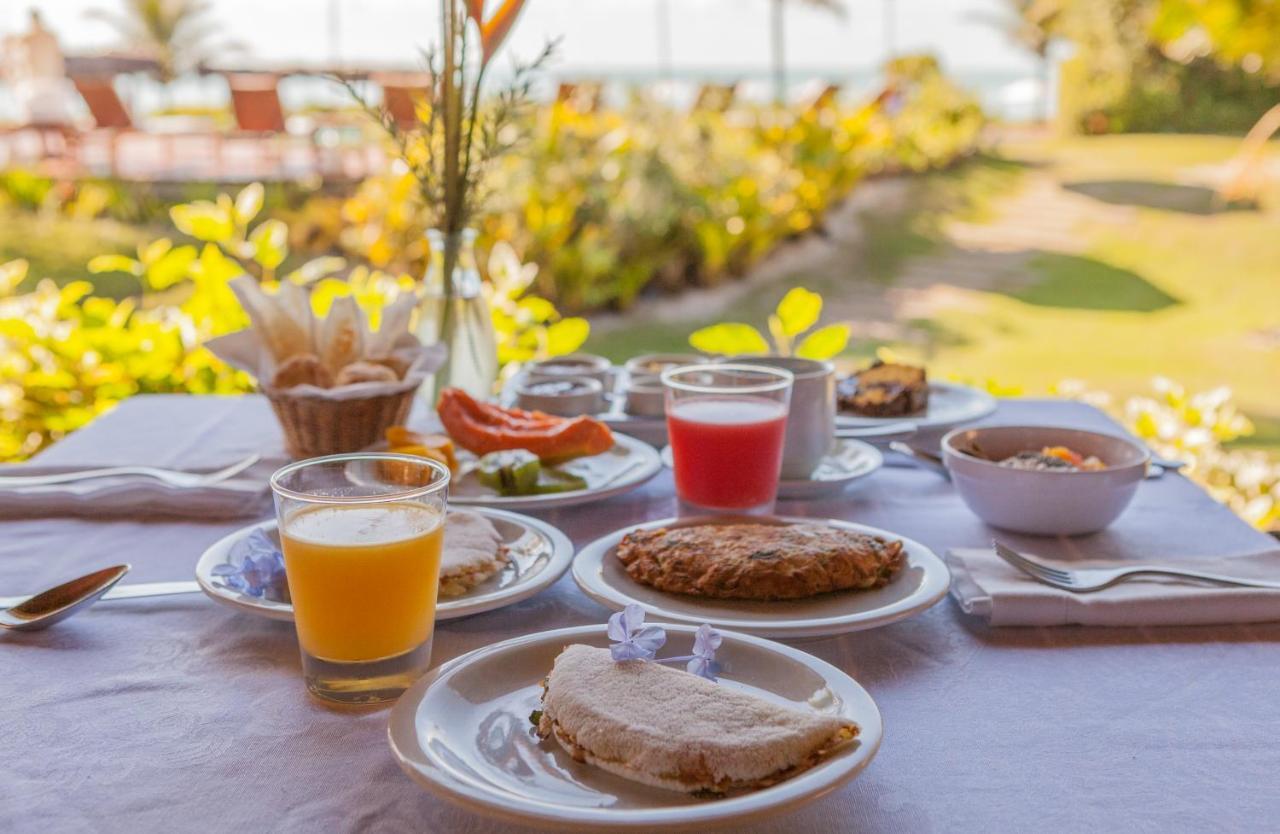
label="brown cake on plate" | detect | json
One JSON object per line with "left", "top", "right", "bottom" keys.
{"left": 837, "top": 361, "right": 929, "bottom": 417}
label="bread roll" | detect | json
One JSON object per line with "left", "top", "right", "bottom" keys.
{"left": 334, "top": 360, "right": 399, "bottom": 387}
{"left": 272, "top": 353, "right": 333, "bottom": 390}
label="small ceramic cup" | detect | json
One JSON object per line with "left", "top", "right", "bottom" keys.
{"left": 623, "top": 377, "right": 667, "bottom": 417}
{"left": 720, "top": 355, "right": 836, "bottom": 480}
{"left": 514, "top": 376, "right": 605, "bottom": 417}
{"left": 525, "top": 353, "right": 612, "bottom": 386}
{"left": 624, "top": 353, "right": 706, "bottom": 383}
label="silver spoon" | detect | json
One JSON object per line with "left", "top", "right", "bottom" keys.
{"left": 888, "top": 442, "right": 950, "bottom": 478}
{"left": 0, "top": 564, "right": 130, "bottom": 631}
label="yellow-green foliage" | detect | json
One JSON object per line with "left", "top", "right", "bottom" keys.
{"left": 1057, "top": 378, "right": 1280, "bottom": 531}
{"left": 0, "top": 259, "right": 249, "bottom": 459}
{"left": 339, "top": 65, "right": 983, "bottom": 312}
{"left": 0, "top": 183, "right": 588, "bottom": 460}
{"left": 689, "top": 287, "right": 851, "bottom": 360}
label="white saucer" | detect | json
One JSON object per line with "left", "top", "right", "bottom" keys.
{"left": 836, "top": 381, "right": 997, "bottom": 432}
{"left": 388, "top": 624, "right": 882, "bottom": 830}
{"left": 660, "top": 438, "right": 882, "bottom": 499}
{"left": 572, "top": 514, "right": 950, "bottom": 638}
{"left": 195, "top": 507, "right": 574, "bottom": 622}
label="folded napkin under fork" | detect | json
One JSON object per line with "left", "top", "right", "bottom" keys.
{"left": 0, "top": 395, "right": 288, "bottom": 520}
{"left": 948, "top": 545, "right": 1280, "bottom": 627}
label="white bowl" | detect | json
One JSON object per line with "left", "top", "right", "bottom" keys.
{"left": 941, "top": 425, "right": 1150, "bottom": 536}
{"left": 514, "top": 375, "right": 604, "bottom": 416}
{"left": 623, "top": 377, "right": 666, "bottom": 417}
{"left": 623, "top": 352, "right": 705, "bottom": 380}
{"left": 525, "top": 353, "right": 612, "bottom": 385}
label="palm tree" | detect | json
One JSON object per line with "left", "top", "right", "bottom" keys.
{"left": 769, "top": 0, "right": 844, "bottom": 105}
{"left": 87, "top": 0, "right": 229, "bottom": 83}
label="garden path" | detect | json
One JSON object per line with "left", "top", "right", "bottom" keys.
{"left": 588, "top": 156, "right": 1137, "bottom": 352}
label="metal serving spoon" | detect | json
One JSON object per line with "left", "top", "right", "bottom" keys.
{"left": 0, "top": 564, "right": 131, "bottom": 631}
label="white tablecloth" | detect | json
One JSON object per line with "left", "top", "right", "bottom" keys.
{"left": 2, "top": 395, "right": 1278, "bottom": 833}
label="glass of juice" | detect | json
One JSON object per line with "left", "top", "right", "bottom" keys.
{"left": 269, "top": 453, "right": 450, "bottom": 705}
{"left": 661, "top": 363, "right": 794, "bottom": 513}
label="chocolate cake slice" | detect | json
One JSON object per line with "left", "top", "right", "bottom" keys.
{"left": 837, "top": 361, "right": 929, "bottom": 417}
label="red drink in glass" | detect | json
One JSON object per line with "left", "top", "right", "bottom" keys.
{"left": 667, "top": 396, "right": 789, "bottom": 509}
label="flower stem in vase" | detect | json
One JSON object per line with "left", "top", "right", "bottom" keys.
{"left": 416, "top": 228, "right": 498, "bottom": 403}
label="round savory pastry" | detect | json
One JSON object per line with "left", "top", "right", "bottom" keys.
{"left": 334, "top": 360, "right": 400, "bottom": 387}
{"left": 615, "top": 523, "right": 904, "bottom": 601}
{"left": 272, "top": 353, "right": 333, "bottom": 390}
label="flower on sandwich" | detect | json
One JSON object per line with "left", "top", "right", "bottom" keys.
{"left": 685, "top": 624, "right": 723, "bottom": 681}
{"left": 607, "top": 604, "right": 667, "bottom": 662}
{"left": 606, "top": 606, "right": 722, "bottom": 681}
{"left": 211, "top": 528, "right": 290, "bottom": 602}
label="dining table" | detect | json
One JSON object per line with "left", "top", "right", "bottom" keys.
{"left": 2, "top": 393, "right": 1278, "bottom": 833}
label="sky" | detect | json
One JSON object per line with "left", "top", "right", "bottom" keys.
{"left": 7, "top": 0, "right": 1037, "bottom": 77}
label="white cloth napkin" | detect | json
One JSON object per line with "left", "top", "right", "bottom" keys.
{"left": 948, "top": 546, "right": 1280, "bottom": 626}
{"left": 0, "top": 395, "right": 288, "bottom": 520}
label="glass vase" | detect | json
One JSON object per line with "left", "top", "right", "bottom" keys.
{"left": 415, "top": 228, "right": 499, "bottom": 403}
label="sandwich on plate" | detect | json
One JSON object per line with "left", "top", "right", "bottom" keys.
{"left": 439, "top": 510, "right": 508, "bottom": 597}
{"left": 534, "top": 644, "right": 858, "bottom": 795}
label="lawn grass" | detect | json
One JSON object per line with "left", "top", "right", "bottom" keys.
{"left": 587, "top": 135, "right": 1280, "bottom": 448}
{"left": 1, "top": 209, "right": 154, "bottom": 298}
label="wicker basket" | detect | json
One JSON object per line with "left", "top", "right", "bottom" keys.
{"left": 265, "top": 382, "right": 416, "bottom": 459}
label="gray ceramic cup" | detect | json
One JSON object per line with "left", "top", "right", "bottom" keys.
{"left": 721, "top": 356, "right": 835, "bottom": 479}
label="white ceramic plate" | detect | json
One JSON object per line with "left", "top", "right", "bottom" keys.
{"left": 387, "top": 624, "right": 882, "bottom": 831}
{"left": 195, "top": 507, "right": 574, "bottom": 622}
{"left": 836, "top": 381, "right": 996, "bottom": 432}
{"left": 573, "top": 515, "right": 950, "bottom": 638}
{"left": 450, "top": 434, "right": 662, "bottom": 510}
{"left": 659, "top": 438, "right": 883, "bottom": 500}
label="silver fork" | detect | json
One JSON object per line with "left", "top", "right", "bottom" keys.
{"left": 0, "top": 454, "right": 262, "bottom": 489}
{"left": 992, "top": 541, "right": 1280, "bottom": 593}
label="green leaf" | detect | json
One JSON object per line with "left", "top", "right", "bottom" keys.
{"left": 516, "top": 296, "right": 557, "bottom": 324}
{"left": 775, "top": 287, "right": 823, "bottom": 337}
{"left": 286, "top": 257, "right": 347, "bottom": 285}
{"left": 795, "top": 324, "right": 851, "bottom": 360}
{"left": 544, "top": 318, "right": 590, "bottom": 356}
{"left": 170, "top": 202, "right": 234, "bottom": 243}
{"left": 234, "top": 183, "right": 265, "bottom": 225}
{"left": 250, "top": 220, "right": 289, "bottom": 270}
{"left": 139, "top": 238, "right": 172, "bottom": 264}
{"left": 87, "top": 255, "right": 142, "bottom": 276}
{"left": 688, "top": 322, "right": 770, "bottom": 356}
{"left": 145, "top": 246, "right": 199, "bottom": 290}
{"left": 0, "top": 259, "right": 29, "bottom": 294}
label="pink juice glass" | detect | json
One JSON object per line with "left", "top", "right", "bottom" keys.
{"left": 661, "top": 364, "right": 794, "bottom": 512}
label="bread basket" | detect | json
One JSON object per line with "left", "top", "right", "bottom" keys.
{"left": 265, "top": 379, "right": 418, "bottom": 459}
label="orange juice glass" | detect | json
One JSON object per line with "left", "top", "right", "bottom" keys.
{"left": 270, "top": 453, "right": 450, "bottom": 705}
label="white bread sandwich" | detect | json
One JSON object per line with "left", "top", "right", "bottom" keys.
{"left": 534, "top": 644, "right": 858, "bottom": 794}
{"left": 439, "top": 510, "right": 508, "bottom": 597}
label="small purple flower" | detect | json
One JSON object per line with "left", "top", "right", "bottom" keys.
{"left": 605, "top": 608, "right": 723, "bottom": 682}
{"left": 685, "top": 623, "right": 723, "bottom": 681}
{"left": 607, "top": 604, "right": 667, "bottom": 662}
{"left": 211, "top": 528, "right": 290, "bottom": 602}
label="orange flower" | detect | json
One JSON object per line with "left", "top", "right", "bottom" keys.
{"left": 465, "top": 0, "right": 485, "bottom": 25}
{"left": 480, "top": 0, "right": 527, "bottom": 63}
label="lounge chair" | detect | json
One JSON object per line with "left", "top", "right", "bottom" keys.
{"left": 224, "top": 73, "right": 306, "bottom": 179}
{"left": 692, "top": 82, "right": 737, "bottom": 113}
{"left": 374, "top": 72, "right": 432, "bottom": 131}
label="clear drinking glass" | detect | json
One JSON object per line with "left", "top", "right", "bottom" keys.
{"left": 661, "top": 363, "right": 794, "bottom": 513}
{"left": 269, "top": 453, "right": 450, "bottom": 705}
